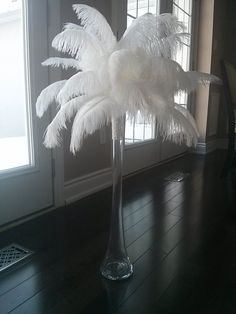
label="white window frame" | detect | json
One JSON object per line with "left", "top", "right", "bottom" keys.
{"left": 0, "top": 0, "right": 36, "bottom": 177}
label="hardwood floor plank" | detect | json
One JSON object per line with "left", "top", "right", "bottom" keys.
{"left": 0, "top": 151, "right": 235, "bottom": 314}
{"left": 116, "top": 244, "right": 184, "bottom": 314}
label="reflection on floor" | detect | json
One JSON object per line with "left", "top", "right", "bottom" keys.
{"left": 0, "top": 151, "right": 235, "bottom": 313}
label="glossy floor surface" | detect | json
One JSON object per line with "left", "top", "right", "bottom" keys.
{"left": 0, "top": 151, "right": 236, "bottom": 314}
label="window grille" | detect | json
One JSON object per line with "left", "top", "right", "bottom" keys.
{"left": 125, "top": 0, "right": 160, "bottom": 144}
{"left": 173, "top": 0, "right": 193, "bottom": 105}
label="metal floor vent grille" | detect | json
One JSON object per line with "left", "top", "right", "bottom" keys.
{"left": 0, "top": 244, "right": 33, "bottom": 272}
{"left": 165, "top": 171, "right": 190, "bottom": 182}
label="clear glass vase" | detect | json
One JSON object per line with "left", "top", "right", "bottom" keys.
{"left": 100, "top": 117, "right": 133, "bottom": 280}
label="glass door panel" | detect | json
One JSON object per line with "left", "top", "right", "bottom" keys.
{"left": 160, "top": 0, "right": 193, "bottom": 161}
{"left": 173, "top": 0, "right": 193, "bottom": 105}
{"left": 0, "top": 0, "right": 32, "bottom": 172}
{"left": 0, "top": 0, "right": 53, "bottom": 227}
{"left": 125, "top": 0, "right": 159, "bottom": 146}
{"left": 124, "top": 0, "right": 161, "bottom": 176}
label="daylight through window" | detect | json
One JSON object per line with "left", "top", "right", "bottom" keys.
{"left": 0, "top": 0, "right": 32, "bottom": 172}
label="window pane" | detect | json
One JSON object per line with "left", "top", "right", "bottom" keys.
{"left": 173, "top": 0, "right": 192, "bottom": 106}
{"left": 127, "top": 0, "right": 138, "bottom": 18}
{"left": 125, "top": 0, "right": 159, "bottom": 145}
{"left": 0, "top": 0, "right": 32, "bottom": 171}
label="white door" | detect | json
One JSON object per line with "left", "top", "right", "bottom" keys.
{"left": 123, "top": 0, "right": 162, "bottom": 176}
{"left": 160, "top": 0, "right": 195, "bottom": 161}
{"left": 0, "top": 0, "right": 53, "bottom": 227}
{"left": 121, "top": 0, "right": 196, "bottom": 174}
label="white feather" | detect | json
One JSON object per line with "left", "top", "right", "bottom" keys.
{"left": 119, "top": 13, "right": 187, "bottom": 57}
{"left": 186, "top": 71, "right": 222, "bottom": 91}
{"left": 174, "top": 103, "right": 199, "bottom": 137}
{"left": 108, "top": 50, "right": 191, "bottom": 103}
{"left": 146, "top": 99, "right": 198, "bottom": 147}
{"left": 44, "top": 96, "right": 86, "bottom": 148}
{"left": 63, "top": 22, "right": 81, "bottom": 30}
{"left": 72, "top": 4, "right": 116, "bottom": 52}
{"left": 52, "top": 28, "right": 104, "bottom": 64}
{"left": 70, "top": 96, "right": 120, "bottom": 153}
{"left": 42, "top": 57, "right": 81, "bottom": 70}
{"left": 109, "top": 49, "right": 148, "bottom": 84}
{"left": 57, "top": 71, "right": 102, "bottom": 105}
{"left": 36, "top": 6, "right": 220, "bottom": 153}
{"left": 149, "top": 56, "right": 191, "bottom": 94}
{"left": 36, "top": 80, "right": 66, "bottom": 118}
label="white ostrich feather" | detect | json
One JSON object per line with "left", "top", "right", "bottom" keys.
{"left": 44, "top": 96, "right": 86, "bottom": 148}
{"left": 148, "top": 57, "right": 191, "bottom": 94}
{"left": 63, "top": 22, "right": 81, "bottom": 30}
{"left": 42, "top": 57, "right": 81, "bottom": 70}
{"left": 57, "top": 71, "right": 101, "bottom": 105}
{"left": 174, "top": 103, "right": 199, "bottom": 137}
{"left": 52, "top": 28, "right": 104, "bottom": 62}
{"left": 186, "top": 71, "right": 221, "bottom": 91}
{"left": 36, "top": 80, "right": 66, "bottom": 118}
{"left": 37, "top": 5, "right": 220, "bottom": 152}
{"left": 119, "top": 13, "right": 188, "bottom": 57}
{"left": 72, "top": 4, "right": 116, "bottom": 52}
{"left": 70, "top": 96, "right": 119, "bottom": 153}
{"left": 148, "top": 101, "right": 198, "bottom": 147}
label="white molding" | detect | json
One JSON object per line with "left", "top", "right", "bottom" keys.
{"left": 64, "top": 150, "right": 188, "bottom": 205}
{"left": 192, "top": 138, "right": 235, "bottom": 154}
{"left": 0, "top": 205, "right": 57, "bottom": 232}
{"left": 193, "top": 140, "right": 218, "bottom": 154}
{"left": 64, "top": 167, "right": 112, "bottom": 204}
{"left": 125, "top": 138, "right": 157, "bottom": 150}
{"left": 192, "top": 142, "right": 207, "bottom": 154}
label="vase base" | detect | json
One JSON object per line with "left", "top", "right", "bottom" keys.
{"left": 100, "top": 259, "right": 133, "bottom": 281}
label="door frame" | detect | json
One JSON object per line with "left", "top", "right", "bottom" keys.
{"left": 0, "top": 0, "right": 64, "bottom": 230}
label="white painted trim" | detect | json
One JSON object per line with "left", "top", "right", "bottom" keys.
{"left": 192, "top": 140, "right": 218, "bottom": 154}
{"left": 64, "top": 150, "right": 188, "bottom": 205}
{"left": 192, "top": 138, "right": 235, "bottom": 154}
{"left": 0, "top": 205, "right": 57, "bottom": 232}
{"left": 125, "top": 138, "right": 157, "bottom": 150}
{"left": 194, "top": 142, "right": 208, "bottom": 154}
{"left": 64, "top": 168, "right": 112, "bottom": 204}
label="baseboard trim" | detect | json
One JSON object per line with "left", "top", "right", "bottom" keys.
{"left": 0, "top": 205, "right": 57, "bottom": 232}
{"left": 64, "top": 167, "right": 112, "bottom": 204}
{"left": 192, "top": 138, "right": 231, "bottom": 154}
{"left": 64, "top": 153, "right": 187, "bottom": 205}
{"left": 193, "top": 140, "right": 217, "bottom": 154}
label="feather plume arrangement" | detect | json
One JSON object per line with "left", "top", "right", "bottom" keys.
{"left": 36, "top": 4, "right": 220, "bottom": 153}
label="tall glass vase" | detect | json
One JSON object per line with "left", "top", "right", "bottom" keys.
{"left": 100, "top": 117, "right": 133, "bottom": 280}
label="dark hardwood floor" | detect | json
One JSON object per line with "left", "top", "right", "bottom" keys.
{"left": 0, "top": 150, "right": 236, "bottom": 314}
